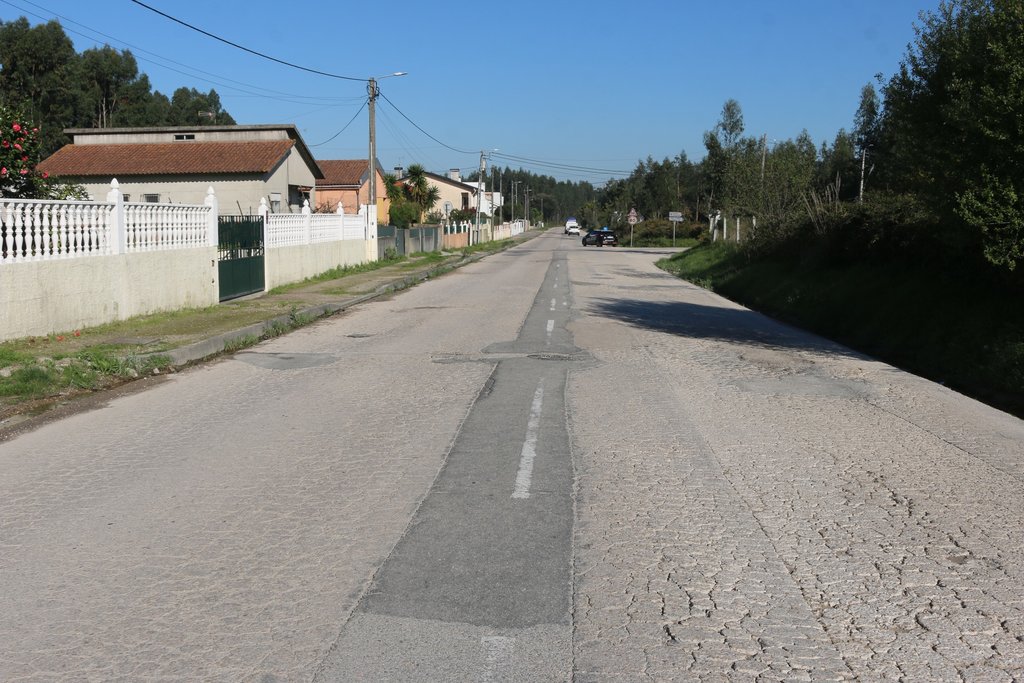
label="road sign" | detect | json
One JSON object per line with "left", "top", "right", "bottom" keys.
{"left": 627, "top": 208, "right": 638, "bottom": 226}
{"left": 668, "top": 211, "right": 683, "bottom": 222}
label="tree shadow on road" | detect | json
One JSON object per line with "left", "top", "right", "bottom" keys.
{"left": 588, "top": 297, "right": 867, "bottom": 359}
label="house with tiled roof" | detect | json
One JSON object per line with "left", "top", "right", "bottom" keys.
{"left": 314, "top": 159, "right": 388, "bottom": 216}
{"left": 411, "top": 168, "right": 501, "bottom": 221}
{"left": 38, "top": 124, "right": 323, "bottom": 215}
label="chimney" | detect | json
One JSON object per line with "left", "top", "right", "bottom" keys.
{"left": 394, "top": 166, "right": 404, "bottom": 178}
{"left": 449, "top": 168, "right": 462, "bottom": 182}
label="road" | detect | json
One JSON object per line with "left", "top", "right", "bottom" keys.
{"left": 2, "top": 230, "right": 1023, "bottom": 681}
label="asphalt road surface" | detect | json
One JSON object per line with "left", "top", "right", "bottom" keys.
{"left": 2, "top": 230, "right": 1023, "bottom": 681}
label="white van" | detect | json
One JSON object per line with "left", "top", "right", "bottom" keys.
{"left": 564, "top": 217, "right": 580, "bottom": 235}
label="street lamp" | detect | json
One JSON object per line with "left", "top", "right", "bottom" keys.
{"left": 367, "top": 72, "right": 407, "bottom": 213}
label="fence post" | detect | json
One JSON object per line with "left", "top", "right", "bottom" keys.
{"left": 302, "top": 199, "right": 312, "bottom": 244}
{"left": 736, "top": 217, "right": 741, "bottom": 242}
{"left": 204, "top": 186, "right": 219, "bottom": 246}
{"left": 106, "top": 178, "right": 126, "bottom": 254}
{"left": 365, "top": 203, "right": 378, "bottom": 262}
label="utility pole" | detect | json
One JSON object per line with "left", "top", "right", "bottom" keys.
{"left": 512, "top": 181, "right": 520, "bottom": 224}
{"left": 366, "top": 72, "right": 407, "bottom": 217}
{"left": 367, "top": 78, "right": 378, "bottom": 213}
{"left": 474, "top": 150, "right": 486, "bottom": 245}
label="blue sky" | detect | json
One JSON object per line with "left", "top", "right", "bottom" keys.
{"left": 1, "top": 0, "right": 941, "bottom": 184}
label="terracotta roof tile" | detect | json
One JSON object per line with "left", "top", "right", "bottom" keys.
{"left": 38, "top": 140, "right": 295, "bottom": 177}
{"left": 317, "top": 159, "right": 367, "bottom": 187}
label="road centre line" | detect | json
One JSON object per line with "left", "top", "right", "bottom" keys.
{"left": 480, "top": 636, "right": 515, "bottom": 681}
{"left": 511, "top": 380, "right": 545, "bottom": 500}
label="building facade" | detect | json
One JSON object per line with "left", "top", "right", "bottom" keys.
{"left": 38, "top": 124, "right": 323, "bottom": 214}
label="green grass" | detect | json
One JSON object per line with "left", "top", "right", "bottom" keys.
{"left": 268, "top": 259, "right": 400, "bottom": 294}
{"left": 461, "top": 239, "right": 515, "bottom": 255}
{"left": 0, "top": 347, "right": 171, "bottom": 403}
{"left": 658, "top": 244, "right": 1024, "bottom": 417}
{"left": 625, "top": 236, "right": 700, "bottom": 248}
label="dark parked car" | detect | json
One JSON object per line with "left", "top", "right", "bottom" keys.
{"left": 582, "top": 228, "right": 617, "bottom": 247}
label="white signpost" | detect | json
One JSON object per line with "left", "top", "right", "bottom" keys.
{"left": 627, "top": 207, "right": 638, "bottom": 247}
{"left": 668, "top": 211, "right": 683, "bottom": 246}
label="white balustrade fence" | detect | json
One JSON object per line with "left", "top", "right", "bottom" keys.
{"left": 1, "top": 199, "right": 114, "bottom": 262}
{"left": 1, "top": 179, "right": 217, "bottom": 264}
{"left": 262, "top": 198, "right": 368, "bottom": 247}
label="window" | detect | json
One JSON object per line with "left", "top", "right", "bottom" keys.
{"left": 143, "top": 194, "right": 160, "bottom": 203}
{"left": 270, "top": 192, "right": 282, "bottom": 213}
{"left": 461, "top": 192, "right": 470, "bottom": 211}
{"left": 173, "top": 134, "right": 195, "bottom": 141}
{"left": 122, "top": 194, "right": 130, "bottom": 202}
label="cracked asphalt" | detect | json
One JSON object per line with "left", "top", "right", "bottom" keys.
{"left": 568, "top": 252, "right": 1024, "bottom": 681}
{"left": 1, "top": 230, "right": 1023, "bottom": 681}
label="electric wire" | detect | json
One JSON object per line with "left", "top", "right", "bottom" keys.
{"left": 492, "top": 151, "right": 629, "bottom": 176}
{"left": 129, "top": 0, "right": 366, "bottom": 82}
{"left": 376, "top": 105, "right": 444, "bottom": 173}
{"left": 307, "top": 101, "right": 366, "bottom": 147}
{"left": 377, "top": 91, "right": 476, "bottom": 156}
{"left": 7, "top": 0, "right": 630, "bottom": 181}
{"left": 1, "top": 0, "right": 365, "bottom": 105}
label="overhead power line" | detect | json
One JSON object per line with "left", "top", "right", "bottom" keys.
{"left": 129, "top": 0, "right": 366, "bottom": 82}
{"left": 308, "top": 101, "right": 367, "bottom": 147}
{"left": 377, "top": 91, "right": 476, "bottom": 156}
{"left": 491, "top": 151, "right": 629, "bottom": 176}
{"left": 5, "top": 0, "right": 364, "bottom": 104}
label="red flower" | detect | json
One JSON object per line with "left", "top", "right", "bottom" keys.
{"left": 13, "top": 143, "right": 21, "bottom": 151}
{"left": 0, "top": 167, "right": 7, "bottom": 176}
{"left": 42, "top": 172, "right": 49, "bottom": 179}
{"left": 73, "top": 330, "right": 81, "bottom": 337}
{"left": 19, "top": 168, "right": 28, "bottom": 175}
{"left": 12, "top": 123, "right": 21, "bottom": 132}
{"left": 1, "top": 140, "right": 8, "bottom": 148}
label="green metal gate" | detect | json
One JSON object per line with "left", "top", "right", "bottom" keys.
{"left": 218, "top": 216, "right": 265, "bottom": 302}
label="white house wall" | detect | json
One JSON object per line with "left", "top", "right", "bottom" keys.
{"left": 78, "top": 173, "right": 316, "bottom": 217}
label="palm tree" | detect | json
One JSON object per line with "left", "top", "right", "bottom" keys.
{"left": 404, "top": 164, "right": 440, "bottom": 220}
{"left": 382, "top": 173, "right": 404, "bottom": 203}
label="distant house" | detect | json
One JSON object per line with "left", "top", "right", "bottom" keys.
{"left": 314, "top": 158, "right": 389, "bottom": 216}
{"left": 406, "top": 168, "right": 496, "bottom": 221}
{"left": 37, "top": 124, "right": 323, "bottom": 214}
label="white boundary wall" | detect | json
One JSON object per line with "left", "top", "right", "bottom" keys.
{"left": 1, "top": 180, "right": 220, "bottom": 341}
{"left": 261, "top": 198, "right": 375, "bottom": 289}
{"left": 1, "top": 182, "right": 382, "bottom": 342}
{"left": 0, "top": 248, "right": 218, "bottom": 340}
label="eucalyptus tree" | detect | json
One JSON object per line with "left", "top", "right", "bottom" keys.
{"left": 0, "top": 18, "right": 77, "bottom": 154}
{"left": 881, "top": 0, "right": 1024, "bottom": 269}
